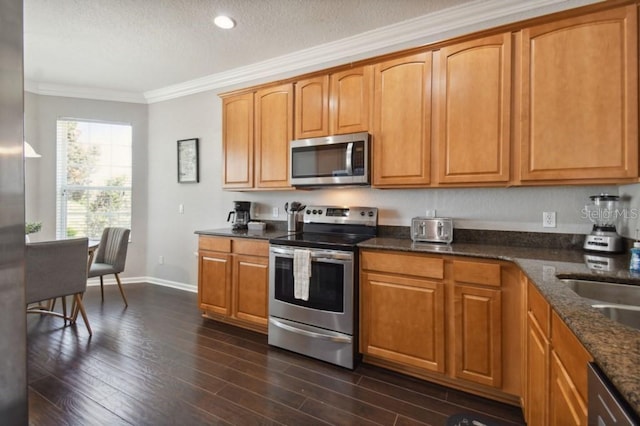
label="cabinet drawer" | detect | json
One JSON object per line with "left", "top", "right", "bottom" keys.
{"left": 199, "top": 236, "right": 231, "bottom": 252}
{"left": 452, "top": 259, "right": 501, "bottom": 287}
{"left": 528, "top": 282, "right": 550, "bottom": 336}
{"left": 232, "top": 239, "right": 269, "bottom": 257}
{"left": 361, "top": 250, "right": 444, "bottom": 279}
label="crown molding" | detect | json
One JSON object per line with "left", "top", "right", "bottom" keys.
{"left": 144, "top": 0, "right": 601, "bottom": 104}
{"left": 26, "top": 0, "right": 601, "bottom": 104}
{"left": 24, "top": 80, "right": 147, "bottom": 104}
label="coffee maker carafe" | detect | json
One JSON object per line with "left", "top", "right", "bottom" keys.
{"left": 227, "top": 201, "right": 251, "bottom": 230}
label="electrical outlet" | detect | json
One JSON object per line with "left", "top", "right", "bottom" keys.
{"left": 543, "top": 211, "right": 556, "bottom": 228}
{"left": 178, "top": 204, "right": 184, "bottom": 214}
{"left": 158, "top": 255, "right": 164, "bottom": 264}
{"left": 272, "top": 207, "right": 279, "bottom": 217}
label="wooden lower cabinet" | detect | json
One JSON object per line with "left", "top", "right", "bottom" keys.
{"left": 523, "top": 281, "right": 592, "bottom": 425}
{"left": 453, "top": 284, "right": 502, "bottom": 387}
{"left": 527, "top": 315, "right": 550, "bottom": 425}
{"left": 362, "top": 272, "right": 445, "bottom": 373}
{"left": 360, "top": 250, "right": 520, "bottom": 403}
{"left": 232, "top": 254, "right": 269, "bottom": 327}
{"left": 199, "top": 251, "right": 231, "bottom": 316}
{"left": 525, "top": 282, "right": 551, "bottom": 425}
{"left": 549, "top": 351, "right": 587, "bottom": 425}
{"left": 198, "top": 236, "right": 269, "bottom": 333}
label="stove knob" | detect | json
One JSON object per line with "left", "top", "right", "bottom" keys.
{"left": 368, "top": 211, "right": 374, "bottom": 217}
{"left": 360, "top": 211, "right": 365, "bottom": 216}
{"left": 312, "top": 209, "right": 318, "bottom": 214}
{"left": 318, "top": 210, "right": 323, "bottom": 215}
{"left": 306, "top": 209, "right": 311, "bottom": 214}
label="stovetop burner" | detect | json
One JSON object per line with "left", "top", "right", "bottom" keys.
{"left": 269, "top": 205, "right": 378, "bottom": 251}
{"left": 270, "top": 232, "right": 373, "bottom": 251}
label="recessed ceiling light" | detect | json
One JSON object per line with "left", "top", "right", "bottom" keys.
{"left": 214, "top": 15, "right": 235, "bottom": 29}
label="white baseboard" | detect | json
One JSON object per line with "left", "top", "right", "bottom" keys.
{"left": 87, "top": 276, "right": 197, "bottom": 293}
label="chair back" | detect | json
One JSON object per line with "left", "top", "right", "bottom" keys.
{"left": 25, "top": 238, "right": 89, "bottom": 304}
{"left": 94, "top": 228, "right": 130, "bottom": 273}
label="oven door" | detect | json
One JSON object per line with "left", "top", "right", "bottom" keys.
{"left": 268, "top": 245, "right": 353, "bottom": 334}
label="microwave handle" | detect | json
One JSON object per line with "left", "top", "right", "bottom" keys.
{"left": 345, "top": 142, "right": 353, "bottom": 176}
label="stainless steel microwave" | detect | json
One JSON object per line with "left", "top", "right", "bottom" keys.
{"left": 289, "top": 132, "right": 370, "bottom": 187}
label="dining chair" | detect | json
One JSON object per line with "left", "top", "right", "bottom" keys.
{"left": 25, "top": 237, "right": 92, "bottom": 336}
{"left": 88, "top": 227, "right": 130, "bottom": 306}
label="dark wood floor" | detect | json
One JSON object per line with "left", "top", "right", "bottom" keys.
{"left": 27, "top": 283, "right": 525, "bottom": 425}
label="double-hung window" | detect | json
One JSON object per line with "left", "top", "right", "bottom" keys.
{"left": 56, "top": 119, "right": 132, "bottom": 240}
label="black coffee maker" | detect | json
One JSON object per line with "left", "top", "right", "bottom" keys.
{"left": 227, "top": 201, "right": 251, "bottom": 230}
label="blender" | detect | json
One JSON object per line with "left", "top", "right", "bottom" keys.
{"left": 583, "top": 194, "right": 624, "bottom": 253}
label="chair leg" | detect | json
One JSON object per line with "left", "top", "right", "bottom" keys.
{"left": 61, "top": 296, "right": 68, "bottom": 325}
{"left": 114, "top": 273, "right": 128, "bottom": 307}
{"left": 100, "top": 276, "right": 104, "bottom": 301}
{"left": 73, "top": 293, "right": 92, "bottom": 336}
{"left": 71, "top": 293, "right": 82, "bottom": 323}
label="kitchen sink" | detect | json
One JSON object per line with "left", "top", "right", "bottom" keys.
{"left": 560, "top": 279, "right": 640, "bottom": 330}
{"left": 561, "top": 279, "right": 640, "bottom": 306}
{"left": 591, "top": 305, "right": 640, "bottom": 331}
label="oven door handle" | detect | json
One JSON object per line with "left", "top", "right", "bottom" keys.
{"left": 270, "top": 246, "right": 352, "bottom": 262}
{"left": 269, "top": 318, "right": 352, "bottom": 343}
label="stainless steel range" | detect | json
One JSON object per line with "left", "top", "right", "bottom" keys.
{"left": 268, "top": 205, "right": 378, "bottom": 369}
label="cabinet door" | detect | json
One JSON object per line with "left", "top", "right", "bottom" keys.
{"left": 435, "top": 33, "right": 511, "bottom": 184}
{"left": 222, "top": 92, "right": 254, "bottom": 189}
{"left": 198, "top": 251, "right": 231, "bottom": 315}
{"left": 361, "top": 272, "right": 445, "bottom": 373}
{"left": 453, "top": 284, "right": 502, "bottom": 387}
{"left": 295, "top": 75, "right": 329, "bottom": 138}
{"left": 232, "top": 254, "right": 269, "bottom": 327}
{"left": 373, "top": 52, "right": 432, "bottom": 187}
{"left": 255, "top": 84, "right": 293, "bottom": 189}
{"left": 526, "top": 313, "right": 549, "bottom": 426}
{"left": 549, "top": 351, "right": 587, "bottom": 425}
{"left": 329, "top": 66, "right": 372, "bottom": 135}
{"left": 519, "top": 6, "right": 638, "bottom": 182}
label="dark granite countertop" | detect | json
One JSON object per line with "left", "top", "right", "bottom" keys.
{"left": 195, "top": 227, "right": 290, "bottom": 240}
{"left": 358, "top": 236, "right": 640, "bottom": 416}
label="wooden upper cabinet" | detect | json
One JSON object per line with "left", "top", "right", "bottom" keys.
{"left": 329, "top": 66, "right": 373, "bottom": 135}
{"left": 373, "top": 52, "right": 432, "bottom": 187}
{"left": 222, "top": 93, "right": 254, "bottom": 189}
{"left": 434, "top": 33, "right": 511, "bottom": 184}
{"left": 254, "top": 83, "right": 293, "bottom": 189}
{"left": 295, "top": 75, "right": 329, "bottom": 138}
{"left": 296, "top": 67, "right": 372, "bottom": 138}
{"left": 519, "top": 5, "right": 638, "bottom": 182}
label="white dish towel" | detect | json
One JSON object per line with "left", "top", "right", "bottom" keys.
{"left": 293, "top": 249, "right": 311, "bottom": 301}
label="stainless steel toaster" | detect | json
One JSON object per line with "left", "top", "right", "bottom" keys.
{"left": 411, "top": 217, "right": 453, "bottom": 244}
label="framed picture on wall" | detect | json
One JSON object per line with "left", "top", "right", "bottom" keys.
{"left": 177, "top": 138, "right": 199, "bottom": 183}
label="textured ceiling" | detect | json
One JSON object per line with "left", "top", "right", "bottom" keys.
{"left": 23, "top": 0, "right": 476, "bottom": 95}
